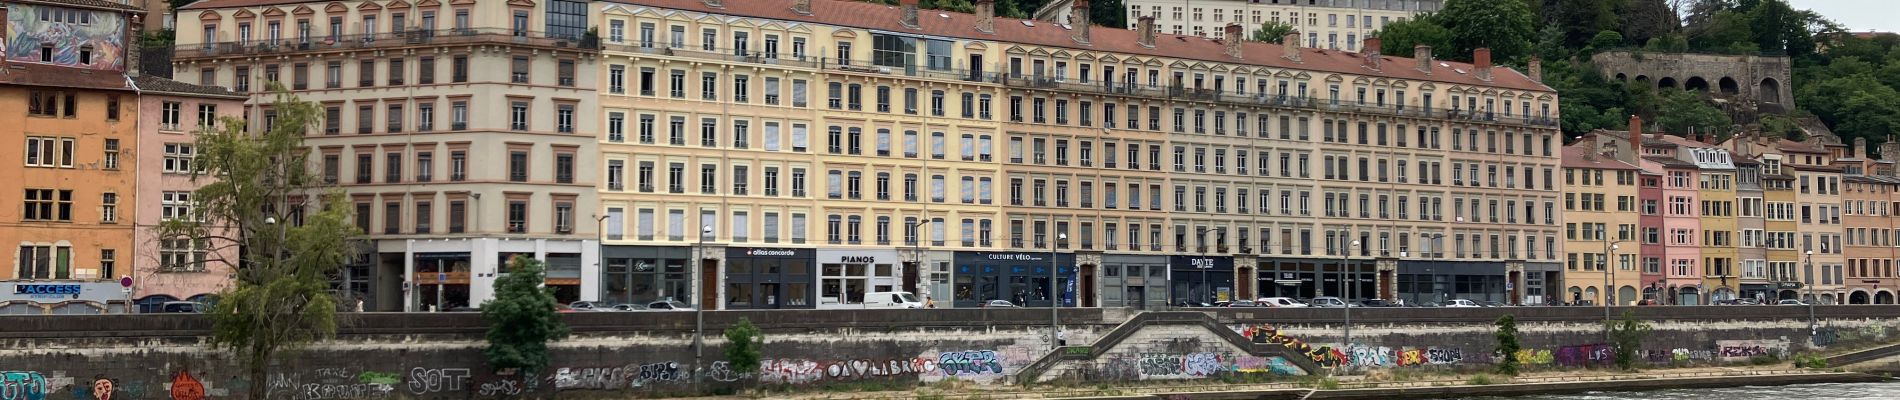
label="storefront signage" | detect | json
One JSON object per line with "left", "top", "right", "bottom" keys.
{"left": 2, "top": 282, "right": 123, "bottom": 302}
{"left": 748, "top": 249, "right": 798, "bottom": 256}
{"left": 1189, "top": 258, "right": 1218, "bottom": 269}
{"left": 732, "top": 247, "right": 814, "bottom": 258}
{"left": 986, "top": 253, "right": 1045, "bottom": 261}
{"left": 840, "top": 256, "right": 878, "bottom": 263}
{"left": 1776, "top": 282, "right": 1802, "bottom": 290}
{"left": 14, "top": 284, "right": 82, "bottom": 296}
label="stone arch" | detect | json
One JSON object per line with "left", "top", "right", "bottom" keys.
{"left": 1849, "top": 290, "right": 1871, "bottom": 305}
{"left": 1615, "top": 73, "right": 1627, "bottom": 81}
{"left": 1658, "top": 76, "right": 1678, "bottom": 89}
{"left": 1634, "top": 75, "right": 1650, "bottom": 84}
{"left": 1718, "top": 77, "right": 1739, "bottom": 94}
{"left": 1760, "top": 78, "right": 1783, "bottom": 104}
{"left": 1685, "top": 76, "right": 1709, "bottom": 92}
{"left": 1618, "top": 286, "right": 1638, "bottom": 306}
{"left": 1877, "top": 290, "right": 1895, "bottom": 304}
{"left": 1584, "top": 287, "right": 1600, "bottom": 305}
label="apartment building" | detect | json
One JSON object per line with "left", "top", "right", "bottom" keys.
{"left": 1826, "top": 138, "right": 1898, "bottom": 304}
{"left": 129, "top": 75, "right": 248, "bottom": 312}
{"left": 1561, "top": 118, "right": 1645, "bottom": 306}
{"left": 1125, "top": 0, "right": 1439, "bottom": 51}
{"left": 600, "top": 0, "right": 1559, "bottom": 310}
{"left": 171, "top": 0, "right": 602, "bottom": 311}
{"left": 1726, "top": 135, "right": 1850, "bottom": 304}
{"left": 0, "top": 0, "right": 150, "bottom": 313}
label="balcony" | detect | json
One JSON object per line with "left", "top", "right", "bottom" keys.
{"left": 177, "top": 28, "right": 597, "bottom": 60}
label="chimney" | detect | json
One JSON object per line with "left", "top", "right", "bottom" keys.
{"left": 702, "top": 0, "right": 722, "bottom": 8}
{"left": 1473, "top": 47, "right": 1493, "bottom": 81}
{"left": 1856, "top": 137, "right": 1868, "bottom": 159}
{"left": 1629, "top": 115, "right": 1644, "bottom": 159}
{"left": 1415, "top": 44, "right": 1433, "bottom": 73}
{"left": 1223, "top": 23, "right": 1244, "bottom": 58}
{"left": 1361, "top": 35, "right": 1381, "bottom": 70}
{"left": 1136, "top": 16, "right": 1156, "bottom": 48}
{"left": 792, "top": 0, "right": 811, "bottom": 15}
{"left": 900, "top": 0, "right": 920, "bottom": 29}
{"left": 1070, "top": 0, "right": 1091, "bottom": 44}
{"left": 1282, "top": 31, "right": 1302, "bottom": 62}
{"left": 1528, "top": 57, "right": 1543, "bottom": 83}
{"left": 975, "top": 0, "right": 995, "bottom": 34}
{"left": 126, "top": 15, "right": 143, "bottom": 77}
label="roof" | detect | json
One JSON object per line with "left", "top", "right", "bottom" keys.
{"left": 0, "top": 63, "right": 133, "bottom": 91}
{"left": 1642, "top": 156, "right": 1695, "bottom": 168}
{"left": 1560, "top": 146, "right": 1641, "bottom": 171}
{"left": 14, "top": 0, "right": 145, "bottom": 12}
{"left": 131, "top": 75, "right": 248, "bottom": 99}
{"left": 182, "top": 0, "right": 1555, "bottom": 93}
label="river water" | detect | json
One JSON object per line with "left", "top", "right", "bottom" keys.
{"left": 1465, "top": 381, "right": 1900, "bottom": 399}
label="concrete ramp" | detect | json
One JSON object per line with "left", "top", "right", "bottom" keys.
{"left": 1015, "top": 312, "right": 1325, "bottom": 384}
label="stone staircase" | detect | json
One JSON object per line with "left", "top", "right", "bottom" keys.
{"left": 1012, "top": 311, "right": 1326, "bottom": 384}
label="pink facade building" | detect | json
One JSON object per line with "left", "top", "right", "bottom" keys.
{"left": 129, "top": 75, "right": 246, "bottom": 310}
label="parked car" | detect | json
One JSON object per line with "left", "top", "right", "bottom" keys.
{"left": 1356, "top": 299, "right": 1397, "bottom": 307}
{"left": 1256, "top": 297, "right": 1308, "bottom": 308}
{"left": 568, "top": 301, "right": 608, "bottom": 311}
{"left": 159, "top": 301, "right": 207, "bottom": 313}
{"left": 647, "top": 300, "right": 695, "bottom": 311}
{"left": 1223, "top": 300, "right": 1259, "bottom": 308}
{"left": 611, "top": 303, "right": 647, "bottom": 311}
{"left": 982, "top": 299, "right": 1018, "bottom": 308}
{"left": 1481, "top": 301, "right": 1508, "bottom": 307}
{"left": 1777, "top": 299, "right": 1808, "bottom": 305}
{"left": 1178, "top": 300, "right": 1213, "bottom": 307}
{"left": 1443, "top": 299, "right": 1481, "bottom": 308}
{"left": 1308, "top": 296, "right": 1350, "bottom": 308}
{"left": 861, "top": 291, "right": 926, "bottom": 309}
{"left": 1412, "top": 301, "right": 1442, "bottom": 307}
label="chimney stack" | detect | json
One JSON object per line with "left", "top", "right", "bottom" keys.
{"left": 1473, "top": 47, "right": 1493, "bottom": 81}
{"left": 792, "top": 0, "right": 811, "bottom": 15}
{"left": 975, "top": 0, "right": 995, "bottom": 34}
{"left": 1856, "top": 137, "right": 1869, "bottom": 159}
{"left": 703, "top": 0, "right": 722, "bottom": 8}
{"left": 1415, "top": 44, "right": 1433, "bottom": 73}
{"left": 126, "top": 15, "right": 143, "bottom": 77}
{"left": 1224, "top": 23, "right": 1244, "bottom": 58}
{"left": 1361, "top": 35, "right": 1381, "bottom": 70}
{"left": 1630, "top": 115, "right": 1644, "bottom": 159}
{"left": 1282, "top": 31, "right": 1302, "bottom": 62}
{"left": 1070, "top": 0, "right": 1092, "bottom": 44}
{"left": 900, "top": 0, "right": 920, "bottom": 29}
{"left": 1528, "top": 56, "right": 1543, "bottom": 83}
{"left": 1136, "top": 16, "right": 1156, "bottom": 48}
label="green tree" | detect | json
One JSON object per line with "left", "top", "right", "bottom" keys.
{"left": 1250, "top": 21, "right": 1297, "bottom": 44}
{"left": 1616, "top": 0, "right": 1680, "bottom": 47}
{"left": 724, "top": 318, "right": 765, "bottom": 374}
{"left": 166, "top": 83, "right": 361, "bottom": 400}
{"left": 482, "top": 256, "right": 572, "bottom": 373}
{"left": 996, "top": 0, "right": 1028, "bottom": 18}
{"left": 1436, "top": 0, "right": 1537, "bottom": 62}
{"left": 1373, "top": 14, "right": 1451, "bottom": 58}
{"left": 1654, "top": 90, "right": 1733, "bottom": 139}
{"left": 1494, "top": 315, "right": 1521, "bottom": 376}
{"left": 1608, "top": 311, "right": 1654, "bottom": 370}
{"left": 1543, "top": 0, "right": 1616, "bottom": 49}
{"left": 1090, "top": 0, "right": 1127, "bottom": 29}
{"left": 1586, "top": 30, "right": 1625, "bottom": 54}
{"left": 1836, "top": 90, "right": 1900, "bottom": 140}
{"left": 917, "top": 0, "right": 976, "bottom": 13}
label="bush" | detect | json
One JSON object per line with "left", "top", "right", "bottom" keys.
{"left": 1749, "top": 354, "right": 1781, "bottom": 365}
{"left": 1466, "top": 374, "right": 1496, "bottom": 385}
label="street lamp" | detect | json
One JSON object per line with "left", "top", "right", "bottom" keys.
{"left": 1344, "top": 240, "right": 1359, "bottom": 349}
{"left": 1602, "top": 240, "right": 1625, "bottom": 343}
{"left": 693, "top": 224, "right": 712, "bottom": 389}
{"left": 595, "top": 214, "right": 610, "bottom": 302}
{"left": 1805, "top": 250, "right": 1816, "bottom": 337}
{"left": 909, "top": 219, "right": 934, "bottom": 303}
{"left": 1050, "top": 232, "right": 1067, "bottom": 349}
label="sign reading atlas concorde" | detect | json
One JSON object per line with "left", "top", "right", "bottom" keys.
{"left": 727, "top": 247, "right": 814, "bottom": 258}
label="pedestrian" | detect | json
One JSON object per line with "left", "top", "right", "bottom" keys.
{"left": 925, "top": 296, "right": 936, "bottom": 308}
{"left": 1573, "top": 291, "right": 1582, "bottom": 306}
{"left": 1056, "top": 329, "right": 1068, "bottom": 346}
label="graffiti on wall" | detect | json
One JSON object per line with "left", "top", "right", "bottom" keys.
{"left": 1716, "top": 339, "right": 1788, "bottom": 361}
{"left": 2, "top": 371, "right": 50, "bottom": 400}
{"left": 1340, "top": 345, "right": 1466, "bottom": 368}
{"left": 265, "top": 367, "right": 399, "bottom": 400}
{"left": 1812, "top": 325, "right": 1889, "bottom": 347}
{"left": 1233, "top": 324, "right": 1344, "bottom": 367}
{"left": 1554, "top": 344, "right": 1615, "bottom": 367}
{"left": 5, "top": 4, "right": 128, "bottom": 70}
{"left": 938, "top": 350, "right": 1001, "bottom": 376}
{"left": 755, "top": 356, "right": 942, "bottom": 385}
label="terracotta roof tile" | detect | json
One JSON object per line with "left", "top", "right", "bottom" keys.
{"left": 131, "top": 75, "right": 247, "bottom": 98}
{"left": 1560, "top": 146, "right": 1641, "bottom": 170}
{"left": 0, "top": 63, "right": 133, "bottom": 91}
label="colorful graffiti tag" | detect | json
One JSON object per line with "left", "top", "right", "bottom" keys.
{"left": 1233, "top": 324, "right": 1344, "bottom": 367}
{"left": 1715, "top": 339, "right": 1788, "bottom": 361}
{"left": 1, "top": 371, "right": 49, "bottom": 400}
{"left": 938, "top": 350, "right": 1002, "bottom": 376}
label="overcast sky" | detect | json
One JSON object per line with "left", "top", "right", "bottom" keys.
{"left": 1785, "top": 0, "right": 1897, "bottom": 33}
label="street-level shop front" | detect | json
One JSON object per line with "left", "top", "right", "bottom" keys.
{"left": 724, "top": 247, "right": 815, "bottom": 309}
{"left": 1393, "top": 260, "right": 1510, "bottom": 305}
{"left": 601, "top": 245, "right": 694, "bottom": 307}
{"left": 952, "top": 251, "right": 1076, "bottom": 308}
{"left": 1169, "top": 255, "right": 1234, "bottom": 306}
{"left": 0, "top": 282, "right": 131, "bottom": 314}
{"left": 1100, "top": 254, "right": 1168, "bottom": 309}
{"left": 815, "top": 249, "right": 901, "bottom": 308}
{"left": 1253, "top": 257, "right": 1375, "bottom": 301}
{"left": 391, "top": 238, "right": 596, "bottom": 312}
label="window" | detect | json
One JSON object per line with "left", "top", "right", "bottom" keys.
{"left": 158, "top": 101, "right": 182, "bottom": 129}
{"left": 15, "top": 245, "right": 72, "bottom": 279}
{"left": 159, "top": 191, "right": 193, "bottom": 221}
{"left": 511, "top": 56, "right": 529, "bottom": 83}
{"left": 450, "top": 151, "right": 468, "bottom": 181}
{"left": 509, "top": 150, "right": 529, "bottom": 182}
{"left": 510, "top": 101, "right": 529, "bottom": 131}
{"left": 102, "top": 139, "right": 119, "bottom": 170}
{"left": 507, "top": 200, "right": 528, "bottom": 233}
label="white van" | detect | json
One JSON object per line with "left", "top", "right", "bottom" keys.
{"left": 863, "top": 291, "right": 925, "bottom": 309}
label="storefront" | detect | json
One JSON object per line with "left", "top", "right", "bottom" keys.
{"left": 0, "top": 282, "right": 130, "bottom": 314}
{"left": 724, "top": 247, "right": 815, "bottom": 309}
{"left": 1393, "top": 260, "right": 1508, "bottom": 305}
{"left": 1254, "top": 258, "right": 1375, "bottom": 301}
{"left": 1522, "top": 262, "right": 1562, "bottom": 306}
{"left": 952, "top": 251, "right": 1076, "bottom": 308}
{"left": 1100, "top": 254, "right": 1168, "bottom": 309}
{"left": 602, "top": 246, "right": 693, "bottom": 306}
{"left": 413, "top": 252, "right": 472, "bottom": 311}
{"left": 815, "top": 249, "right": 901, "bottom": 308}
{"left": 1169, "top": 255, "right": 1234, "bottom": 306}
{"left": 1741, "top": 284, "right": 1774, "bottom": 302}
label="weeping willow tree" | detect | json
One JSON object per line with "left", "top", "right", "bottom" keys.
{"left": 163, "top": 82, "right": 361, "bottom": 399}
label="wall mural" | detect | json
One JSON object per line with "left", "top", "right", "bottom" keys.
{"left": 5, "top": 4, "right": 127, "bottom": 70}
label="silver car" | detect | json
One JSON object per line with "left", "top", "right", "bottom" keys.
{"left": 1308, "top": 297, "right": 1351, "bottom": 308}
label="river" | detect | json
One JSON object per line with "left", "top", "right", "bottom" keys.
{"left": 1464, "top": 381, "right": 1900, "bottom": 399}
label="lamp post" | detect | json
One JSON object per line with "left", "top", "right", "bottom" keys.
{"left": 595, "top": 214, "right": 609, "bottom": 303}
{"left": 1196, "top": 227, "right": 1217, "bottom": 305}
{"left": 1805, "top": 250, "right": 1816, "bottom": 337}
{"left": 1344, "top": 240, "right": 1359, "bottom": 349}
{"left": 693, "top": 224, "right": 711, "bottom": 389}
{"left": 1602, "top": 239, "right": 1624, "bottom": 343}
{"left": 1050, "top": 232, "right": 1067, "bottom": 349}
{"left": 909, "top": 219, "right": 933, "bottom": 302}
